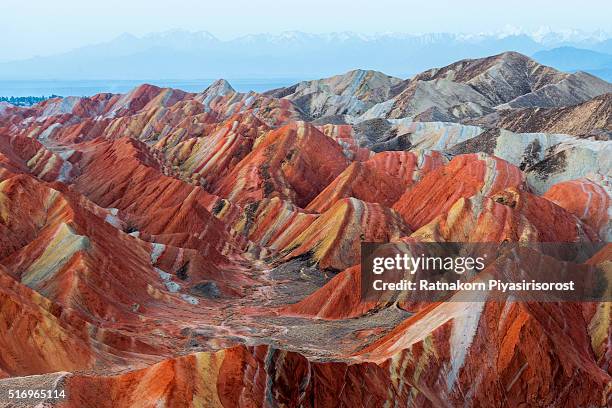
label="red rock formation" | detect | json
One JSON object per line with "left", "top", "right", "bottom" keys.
{"left": 393, "top": 153, "right": 524, "bottom": 230}
{"left": 60, "top": 345, "right": 396, "bottom": 408}
{"left": 316, "top": 123, "right": 373, "bottom": 161}
{"left": 281, "top": 198, "right": 411, "bottom": 271}
{"left": 544, "top": 178, "right": 610, "bottom": 240}
{"left": 281, "top": 265, "right": 376, "bottom": 319}
{"left": 232, "top": 197, "right": 318, "bottom": 252}
{"left": 410, "top": 186, "right": 599, "bottom": 243}
{"left": 70, "top": 137, "right": 246, "bottom": 254}
{"left": 307, "top": 150, "right": 444, "bottom": 212}
{"left": 54, "top": 323, "right": 611, "bottom": 408}
{"left": 0, "top": 133, "right": 73, "bottom": 182}
{"left": 194, "top": 84, "right": 305, "bottom": 126}
{"left": 0, "top": 73, "right": 610, "bottom": 408}
{"left": 282, "top": 181, "right": 600, "bottom": 322}
{"left": 355, "top": 299, "right": 610, "bottom": 407}
{"left": 163, "top": 113, "right": 269, "bottom": 189}
{"left": 0, "top": 266, "right": 96, "bottom": 376}
{"left": 0, "top": 175, "right": 213, "bottom": 375}
{"left": 215, "top": 122, "right": 350, "bottom": 207}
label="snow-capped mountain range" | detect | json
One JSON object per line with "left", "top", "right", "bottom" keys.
{"left": 1, "top": 29, "right": 611, "bottom": 80}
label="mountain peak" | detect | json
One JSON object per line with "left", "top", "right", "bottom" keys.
{"left": 413, "top": 50, "right": 553, "bottom": 84}
{"left": 115, "top": 32, "right": 138, "bottom": 42}
{"left": 496, "top": 50, "right": 532, "bottom": 60}
{"left": 142, "top": 29, "right": 218, "bottom": 42}
{"left": 205, "top": 79, "right": 235, "bottom": 95}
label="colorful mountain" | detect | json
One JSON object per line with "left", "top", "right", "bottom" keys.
{"left": 0, "top": 51, "right": 610, "bottom": 407}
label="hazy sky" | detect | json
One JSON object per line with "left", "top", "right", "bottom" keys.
{"left": 2, "top": 0, "right": 611, "bottom": 61}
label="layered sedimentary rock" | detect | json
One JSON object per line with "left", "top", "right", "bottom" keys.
{"left": 280, "top": 197, "right": 411, "bottom": 271}
{"left": 0, "top": 175, "right": 201, "bottom": 375}
{"left": 360, "top": 52, "right": 612, "bottom": 122}
{"left": 194, "top": 81, "right": 305, "bottom": 126}
{"left": 161, "top": 113, "right": 269, "bottom": 189}
{"left": 544, "top": 178, "right": 611, "bottom": 241}
{"left": 410, "top": 186, "right": 599, "bottom": 243}
{"left": 306, "top": 150, "right": 444, "bottom": 212}
{"left": 233, "top": 197, "right": 318, "bottom": 252}
{"left": 266, "top": 69, "right": 404, "bottom": 120}
{"left": 470, "top": 92, "right": 612, "bottom": 137}
{"left": 0, "top": 51, "right": 610, "bottom": 408}
{"left": 393, "top": 153, "right": 524, "bottom": 230}
{"left": 32, "top": 297, "right": 612, "bottom": 408}
{"left": 280, "top": 264, "right": 375, "bottom": 319}
{"left": 215, "top": 121, "right": 350, "bottom": 206}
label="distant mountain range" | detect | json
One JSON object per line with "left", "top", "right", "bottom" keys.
{"left": 1, "top": 30, "right": 612, "bottom": 80}
{"left": 532, "top": 46, "right": 612, "bottom": 81}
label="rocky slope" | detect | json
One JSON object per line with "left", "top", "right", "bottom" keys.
{"left": 0, "top": 51, "right": 610, "bottom": 407}
{"left": 266, "top": 69, "right": 404, "bottom": 120}
{"left": 357, "top": 52, "right": 612, "bottom": 123}
{"left": 470, "top": 92, "right": 612, "bottom": 137}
